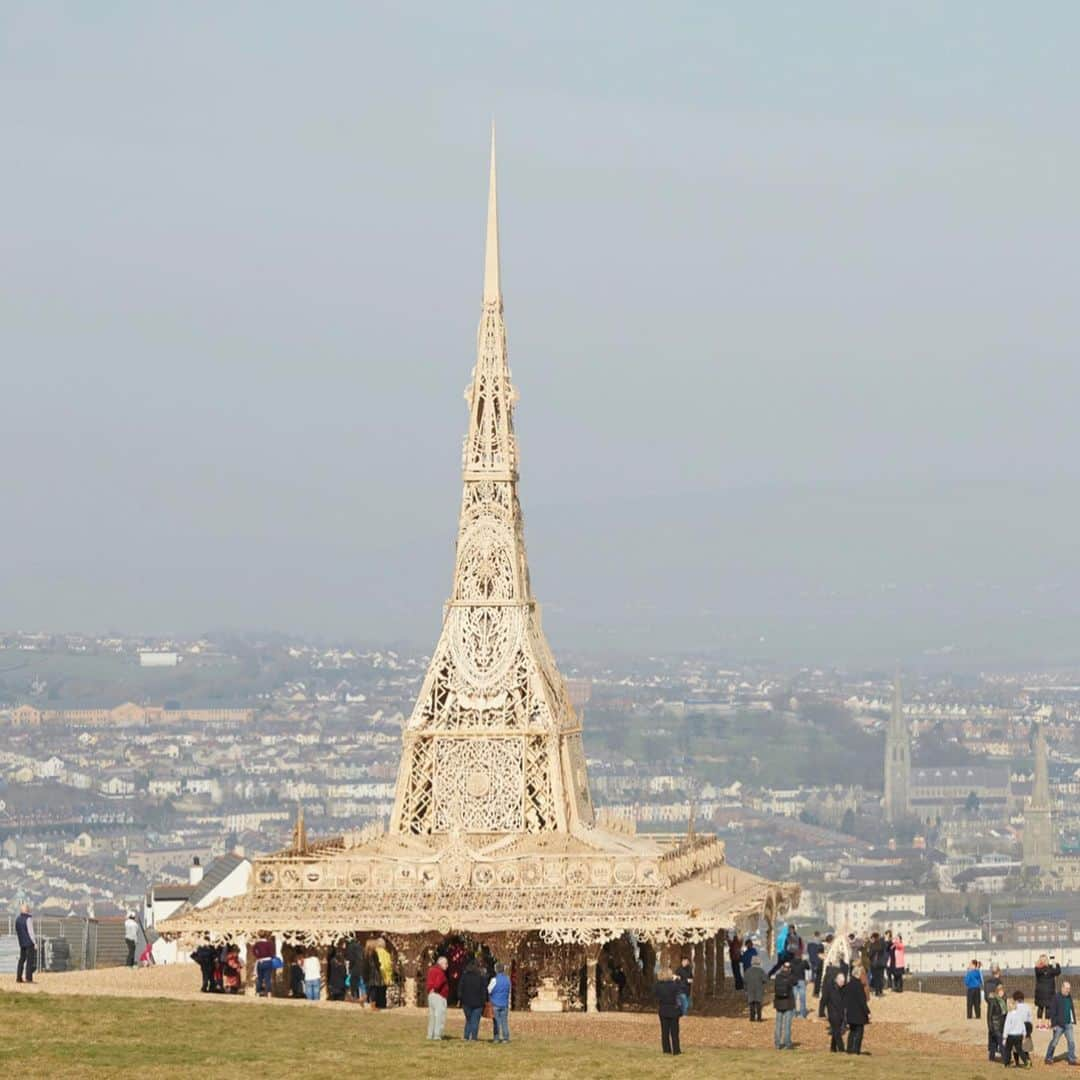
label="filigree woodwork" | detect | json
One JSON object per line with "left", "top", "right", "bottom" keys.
{"left": 159, "top": 134, "right": 800, "bottom": 963}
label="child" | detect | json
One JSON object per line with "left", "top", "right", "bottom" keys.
{"left": 222, "top": 945, "right": 243, "bottom": 994}
{"left": 1003, "top": 990, "right": 1033, "bottom": 1068}
{"left": 986, "top": 982, "right": 1006, "bottom": 1063}
{"left": 289, "top": 949, "right": 306, "bottom": 999}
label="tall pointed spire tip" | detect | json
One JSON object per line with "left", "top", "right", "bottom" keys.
{"left": 483, "top": 123, "right": 501, "bottom": 304}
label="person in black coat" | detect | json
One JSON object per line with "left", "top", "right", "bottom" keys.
{"left": 842, "top": 974, "right": 870, "bottom": 1055}
{"left": 327, "top": 952, "right": 347, "bottom": 1001}
{"left": 655, "top": 969, "right": 682, "bottom": 1055}
{"left": 289, "top": 950, "right": 306, "bottom": 999}
{"left": 191, "top": 942, "right": 217, "bottom": 993}
{"left": 345, "top": 934, "right": 364, "bottom": 1001}
{"left": 1035, "top": 955, "right": 1062, "bottom": 1023}
{"left": 826, "top": 972, "right": 848, "bottom": 1052}
{"left": 458, "top": 961, "right": 488, "bottom": 1041}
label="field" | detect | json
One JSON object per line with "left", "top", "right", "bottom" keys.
{"left": 0, "top": 967, "right": 1032, "bottom": 1080}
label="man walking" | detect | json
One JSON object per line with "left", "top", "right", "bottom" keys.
{"left": 425, "top": 955, "right": 449, "bottom": 1040}
{"left": 124, "top": 911, "right": 139, "bottom": 967}
{"left": 773, "top": 960, "right": 796, "bottom": 1050}
{"left": 1046, "top": 979, "right": 1077, "bottom": 1066}
{"left": 826, "top": 972, "right": 847, "bottom": 1052}
{"left": 15, "top": 903, "right": 36, "bottom": 984}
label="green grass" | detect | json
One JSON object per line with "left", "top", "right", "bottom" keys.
{"left": 0, "top": 992, "right": 1011, "bottom": 1080}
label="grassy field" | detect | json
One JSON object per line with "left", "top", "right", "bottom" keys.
{"left": 0, "top": 991, "right": 1010, "bottom": 1080}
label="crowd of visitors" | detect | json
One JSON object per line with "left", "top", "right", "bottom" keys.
{"left": 25, "top": 910, "right": 1059, "bottom": 1067}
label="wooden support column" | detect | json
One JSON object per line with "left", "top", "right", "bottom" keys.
{"left": 704, "top": 937, "right": 715, "bottom": 997}
{"left": 585, "top": 946, "right": 601, "bottom": 1013}
{"left": 693, "top": 940, "right": 706, "bottom": 1005}
{"left": 716, "top": 932, "right": 726, "bottom": 992}
{"left": 242, "top": 936, "right": 255, "bottom": 996}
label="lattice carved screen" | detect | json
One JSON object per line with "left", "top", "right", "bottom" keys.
{"left": 432, "top": 736, "right": 525, "bottom": 833}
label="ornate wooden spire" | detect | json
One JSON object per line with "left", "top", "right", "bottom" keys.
{"left": 390, "top": 135, "right": 594, "bottom": 837}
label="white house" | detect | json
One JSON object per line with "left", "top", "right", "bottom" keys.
{"left": 151, "top": 853, "right": 251, "bottom": 964}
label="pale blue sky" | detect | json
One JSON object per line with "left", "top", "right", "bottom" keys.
{"left": 2, "top": 3, "right": 1077, "bottom": 663}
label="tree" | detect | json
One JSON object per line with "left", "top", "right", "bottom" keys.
{"left": 841, "top": 808, "right": 856, "bottom": 835}
{"left": 965, "top": 791, "right": 980, "bottom": 814}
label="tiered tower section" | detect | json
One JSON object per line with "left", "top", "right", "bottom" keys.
{"left": 390, "top": 131, "right": 594, "bottom": 837}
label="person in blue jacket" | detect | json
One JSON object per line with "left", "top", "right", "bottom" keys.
{"left": 488, "top": 962, "right": 512, "bottom": 1043}
{"left": 964, "top": 958, "right": 984, "bottom": 1020}
{"left": 741, "top": 938, "right": 758, "bottom": 972}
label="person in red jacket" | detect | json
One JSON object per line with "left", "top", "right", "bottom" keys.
{"left": 426, "top": 955, "right": 450, "bottom": 1040}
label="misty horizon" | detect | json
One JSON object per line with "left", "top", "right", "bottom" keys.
{"left": 3, "top": 5, "right": 1077, "bottom": 667}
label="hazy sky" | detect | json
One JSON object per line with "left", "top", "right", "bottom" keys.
{"left": 2, "top": 3, "right": 1077, "bottom": 665}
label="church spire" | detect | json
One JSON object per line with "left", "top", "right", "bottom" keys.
{"left": 884, "top": 668, "right": 911, "bottom": 825}
{"left": 1032, "top": 722, "right": 1051, "bottom": 808}
{"left": 1023, "top": 721, "right": 1054, "bottom": 877}
{"left": 484, "top": 122, "right": 501, "bottom": 305}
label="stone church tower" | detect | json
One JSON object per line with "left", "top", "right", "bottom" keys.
{"left": 1022, "top": 722, "right": 1054, "bottom": 875}
{"left": 883, "top": 671, "right": 911, "bottom": 824}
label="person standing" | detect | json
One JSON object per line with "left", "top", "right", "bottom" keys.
{"left": 1003, "top": 990, "right": 1033, "bottom": 1067}
{"left": 884, "top": 930, "right": 896, "bottom": 991}
{"left": 892, "top": 935, "right": 906, "bottom": 993}
{"left": 984, "top": 963, "right": 1003, "bottom": 1003}
{"left": 252, "top": 932, "right": 276, "bottom": 997}
{"left": 768, "top": 923, "right": 793, "bottom": 977}
{"left": 15, "top": 903, "right": 36, "bottom": 984}
{"left": 807, "top": 932, "right": 824, "bottom": 998}
{"left": 729, "top": 933, "right": 744, "bottom": 992}
{"left": 345, "top": 934, "right": 365, "bottom": 1003}
{"left": 289, "top": 950, "right": 306, "bottom": 998}
{"left": 124, "top": 911, "right": 139, "bottom": 967}
{"left": 826, "top": 972, "right": 847, "bottom": 1053}
{"left": 675, "top": 954, "right": 694, "bottom": 1016}
{"left": 426, "top": 955, "right": 450, "bottom": 1040}
{"left": 458, "top": 960, "right": 487, "bottom": 1041}
{"left": 327, "top": 950, "right": 347, "bottom": 1001}
{"left": 741, "top": 937, "right": 758, "bottom": 976}
{"left": 789, "top": 952, "right": 810, "bottom": 1019}
{"left": 773, "top": 960, "right": 796, "bottom": 1051}
{"left": 655, "top": 967, "right": 682, "bottom": 1056}
{"left": 488, "top": 962, "right": 512, "bottom": 1043}
{"left": 744, "top": 954, "right": 766, "bottom": 1022}
{"left": 365, "top": 939, "right": 385, "bottom": 1010}
{"left": 192, "top": 943, "right": 216, "bottom": 993}
{"left": 986, "top": 981, "right": 1006, "bottom": 1063}
{"left": 843, "top": 966, "right": 870, "bottom": 1055}
{"left": 374, "top": 938, "right": 394, "bottom": 1009}
{"left": 302, "top": 950, "right": 322, "bottom": 1001}
{"left": 1036, "top": 954, "right": 1063, "bottom": 1029}
{"left": 818, "top": 933, "right": 850, "bottom": 1020}
{"left": 1046, "top": 979, "right": 1077, "bottom": 1066}
{"left": 965, "top": 958, "right": 984, "bottom": 1020}
{"left": 867, "top": 932, "right": 886, "bottom": 998}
